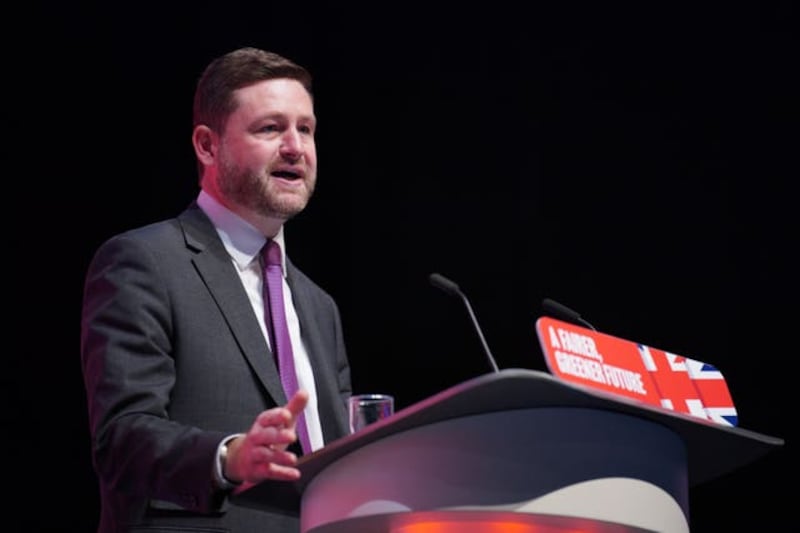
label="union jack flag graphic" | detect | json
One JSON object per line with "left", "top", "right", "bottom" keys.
{"left": 637, "top": 345, "right": 707, "bottom": 420}
{"left": 684, "top": 358, "right": 738, "bottom": 427}
{"left": 637, "top": 344, "right": 737, "bottom": 427}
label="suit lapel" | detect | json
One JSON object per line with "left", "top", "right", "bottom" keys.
{"left": 288, "top": 264, "right": 349, "bottom": 441}
{"left": 178, "top": 204, "right": 287, "bottom": 406}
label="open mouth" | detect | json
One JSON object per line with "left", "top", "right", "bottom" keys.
{"left": 272, "top": 169, "right": 302, "bottom": 181}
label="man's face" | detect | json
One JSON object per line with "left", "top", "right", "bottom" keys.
{"left": 216, "top": 78, "right": 317, "bottom": 221}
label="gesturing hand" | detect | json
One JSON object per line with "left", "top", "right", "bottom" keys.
{"left": 224, "top": 390, "right": 310, "bottom": 491}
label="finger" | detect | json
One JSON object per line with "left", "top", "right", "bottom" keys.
{"left": 247, "top": 448, "right": 300, "bottom": 482}
{"left": 285, "top": 389, "right": 309, "bottom": 417}
{"left": 261, "top": 446, "right": 297, "bottom": 466}
{"left": 255, "top": 407, "right": 293, "bottom": 429}
{"left": 248, "top": 423, "right": 296, "bottom": 449}
{"left": 261, "top": 462, "right": 301, "bottom": 481}
{"left": 243, "top": 459, "right": 301, "bottom": 484}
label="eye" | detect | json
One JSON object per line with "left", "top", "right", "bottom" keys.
{"left": 260, "top": 124, "right": 280, "bottom": 133}
{"left": 298, "top": 124, "right": 314, "bottom": 135}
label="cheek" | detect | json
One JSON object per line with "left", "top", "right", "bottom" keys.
{"left": 241, "top": 141, "right": 279, "bottom": 165}
{"left": 304, "top": 143, "right": 318, "bottom": 165}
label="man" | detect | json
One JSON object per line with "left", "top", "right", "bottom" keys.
{"left": 80, "top": 47, "right": 352, "bottom": 532}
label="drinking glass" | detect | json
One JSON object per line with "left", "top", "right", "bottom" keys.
{"left": 348, "top": 393, "right": 394, "bottom": 433}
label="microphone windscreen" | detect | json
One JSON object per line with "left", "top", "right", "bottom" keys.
{"left": 542, "top": 298, "right": 581, "bottom": 321}
{"left": 429, "top": 273, "right": 462, "bottom": 296}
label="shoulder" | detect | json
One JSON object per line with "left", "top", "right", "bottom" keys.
{"left": 93, "top": 203, "right": 213, "bottom": 257}
{"left": 94, "top": 218, "right": 183, "bottom": 258}
{"left": 287, "top": 261, "right": 339, "bottom": 308}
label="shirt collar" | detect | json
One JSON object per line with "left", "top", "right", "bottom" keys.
{"left": 197, "top": 190, "right": 287, "bottom": 275}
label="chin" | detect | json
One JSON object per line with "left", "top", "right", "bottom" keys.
{"left": 272, "top": 198, "right": 309, "bottom": 218}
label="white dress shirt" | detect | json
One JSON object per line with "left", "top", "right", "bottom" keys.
{"left": 198, "top": 190, "right": 324, "bottom": 452}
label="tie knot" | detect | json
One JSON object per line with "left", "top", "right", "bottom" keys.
{"left": 263, "top": 240, "right": 282, "bottom": 268}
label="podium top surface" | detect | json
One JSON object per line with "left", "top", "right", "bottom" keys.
{"left": 232, "top": 368, "right": 784, "bottom": 513}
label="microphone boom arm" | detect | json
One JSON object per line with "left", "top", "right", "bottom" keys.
{"left": 459, "top": 291, "right": 500, "bottom": 373}
{"left": 429, "top": 272, "right": 500, "bottom": 373}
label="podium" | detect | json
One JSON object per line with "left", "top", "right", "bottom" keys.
{"left": 232, "top": 369, "right": 783, "bottom": 533}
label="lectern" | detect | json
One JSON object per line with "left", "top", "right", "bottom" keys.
{"left": 232, "top": 369, "right": 783, "bottom": 533}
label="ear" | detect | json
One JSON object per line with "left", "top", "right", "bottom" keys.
{"left": 192, "top": 125, "right": 218, "bottom": 166}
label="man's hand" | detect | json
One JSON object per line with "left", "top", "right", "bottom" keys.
{"left": 224, "top": 390, "right": 309, "bottom": 490}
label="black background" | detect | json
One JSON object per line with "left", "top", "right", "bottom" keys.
{"left": 8, "top": 2, "right": 795, "bottom": 531}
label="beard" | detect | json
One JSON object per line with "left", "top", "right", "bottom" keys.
{"left": 217, "top": 152, "right": 316, "bottom": 221}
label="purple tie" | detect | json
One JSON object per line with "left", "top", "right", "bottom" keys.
{"left": 262, "top": 240, "right": 312, "bottom": 454}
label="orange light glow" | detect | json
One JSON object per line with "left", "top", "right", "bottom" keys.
{"left": 393, "top": 521, "right": 540, "bottom": 533}
{"left": 385, "top": 511, "right": 638, "bottom": 533}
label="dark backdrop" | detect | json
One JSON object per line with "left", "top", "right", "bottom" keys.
{"left": 9, "top": 2, "right": 795, "bottom": 531}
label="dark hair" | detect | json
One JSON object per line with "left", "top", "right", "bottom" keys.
{"left": 193, "top": 47, "right": 313, "bottom": 133}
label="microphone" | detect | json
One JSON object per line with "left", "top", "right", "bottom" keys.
{"left": 429, "top": 273, "right": 500, "bottom": 373}
{"left": 541, "top": 297, "right": 596, "bottom": 331}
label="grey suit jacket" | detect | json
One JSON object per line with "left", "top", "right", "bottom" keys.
{"left": 80, "top": 202, "right": 352, "bottom": 533}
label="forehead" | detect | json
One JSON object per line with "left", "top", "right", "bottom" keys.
{"left": 231, "top": 78, "right": 315, "bottom": 120}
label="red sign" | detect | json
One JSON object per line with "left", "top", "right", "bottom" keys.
{"left": 535, "top": 317, "right": 737, "bottom": 427}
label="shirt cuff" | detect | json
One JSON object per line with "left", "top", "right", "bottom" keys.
{"left": 213, "top": 434, "right": 245, "bottom": 491}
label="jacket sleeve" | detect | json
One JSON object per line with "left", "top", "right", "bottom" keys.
{"left": 80, "top": 233, "right": 229, "bottom": 514}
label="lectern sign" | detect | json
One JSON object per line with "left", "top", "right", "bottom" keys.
{"left": 535, "top": 316, "right": 738, "bottom": 427}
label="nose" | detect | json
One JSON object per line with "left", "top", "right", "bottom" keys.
{"left": 279, "top": 129, "right": 302, "bottom": 159}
